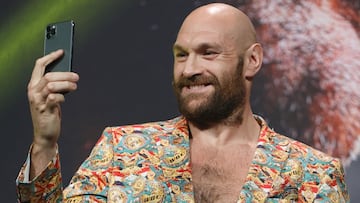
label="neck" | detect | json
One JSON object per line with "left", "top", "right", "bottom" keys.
{"left": 188, "top": 106, "right": 260, "bottom": 147}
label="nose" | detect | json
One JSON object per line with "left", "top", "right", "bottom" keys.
{"left": 182, "top": 54, "right": 202, "bottom": 78}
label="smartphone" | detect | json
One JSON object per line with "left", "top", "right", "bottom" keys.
{"left": 44, "top": 20, "right": 74, "bottom": 73}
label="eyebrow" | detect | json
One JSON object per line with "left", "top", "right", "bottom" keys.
{"left": 172, "top": 44, "right": 186, "bottom": 53}
{"left": 172, "top": 44, "right": 181, "bottom": 50}
{"left": 173, "top": 42, "right": 221, "bottom": 52}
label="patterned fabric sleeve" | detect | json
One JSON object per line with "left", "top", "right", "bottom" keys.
{"left": 62, "top": 127, "right": 114, "bottom": 202}
{"left": 16, "top": 146, "right": 63, "bottom": 203}
{"left": 16, "top": 128, "right": 115, "bottom": 203}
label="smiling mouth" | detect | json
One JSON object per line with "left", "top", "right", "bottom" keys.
{"left": 187, "top": 84, "right": 208, "bottom": 89}
{"left": 182, "top": 84, "right": 212, "bottom": 94}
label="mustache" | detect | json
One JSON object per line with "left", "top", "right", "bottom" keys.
{"left": 174, "top": 75, "right": 218, "bottom": 89}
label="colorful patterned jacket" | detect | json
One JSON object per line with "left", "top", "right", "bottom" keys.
{"left": 17, "top": 116, "right": 349, "bottom": 202}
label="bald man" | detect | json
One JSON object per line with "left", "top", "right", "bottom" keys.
{"left": 16, "top": 3, "right": 349, "bottom": 202}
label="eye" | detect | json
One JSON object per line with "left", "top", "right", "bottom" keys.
{"left": 175, "top": 52, "right": 187, "bottom": 57}
{"left": 174, "top": 51, "right": 188, "bottom": 61}
{"left": 204, "top": 50, "right": 217, "bottom": 55}
{"left": 203, "top": 49, "right": 218, "bottom": 59}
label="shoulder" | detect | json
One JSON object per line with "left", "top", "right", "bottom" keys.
{"left": 95, "top": 116, "right": 188, "bottom": 146}
{"left": 255, "top": 115, "right": 338, "bottom": 164}
{"left": 267, "top": 125, "right": 342, "bottom": 171}
{"left": 85, "top": 116, "right": 189, "bottom": 164}
{"left": 104, "top": 116, "right": 186, "bottom": 135}
{"left": 256, "top": 116, "right": 349, "bottom": 200}
{"left": 273, "top": 129, "right": 340, "bottom": 166}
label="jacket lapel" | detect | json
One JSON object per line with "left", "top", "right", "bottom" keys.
{"left": 239, "top": 117, "right": 291, "bottom": 202}
{"left": 158, "top": 117, "right": 194, "bottom": 202}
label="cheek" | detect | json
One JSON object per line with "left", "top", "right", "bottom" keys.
{"left": 173, "top": 62, "right": 192, "bottom": 85}
{"left": 219, "top": 65, "right": 242, "bottom": 87}
{"left": 213, "top": 65, "right": 237, "bottom": 81}
{"left": 173, "top": 71, "right": 180, "bottom": 84}
{"left": 173, "top": 63, "right": 182, "bottom": 79}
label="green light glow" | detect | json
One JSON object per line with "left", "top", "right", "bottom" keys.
{"left": 0, "top": 0, "right": 129, "bottom": 110}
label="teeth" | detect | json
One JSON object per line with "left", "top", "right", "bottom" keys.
{"left": 188, "top": 85, "right": 206, "bottom": 89}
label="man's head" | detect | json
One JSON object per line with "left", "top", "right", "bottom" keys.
{"left": 172, "top": 3, "right": 263, "bottom": 127}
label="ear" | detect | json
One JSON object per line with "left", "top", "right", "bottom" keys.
{"left": 244, "top": 43, "right": 263, "bottom": 80}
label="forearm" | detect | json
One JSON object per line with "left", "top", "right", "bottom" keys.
{"left": 30, "top": 141, "right": 57, "bottom": 179}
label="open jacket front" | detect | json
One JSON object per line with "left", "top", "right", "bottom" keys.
{"left": 17, "top": 116, "right": 349, "bottom": 202}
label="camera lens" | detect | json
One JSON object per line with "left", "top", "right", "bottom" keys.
{"left": 46, "top": 33, "right": 52, "bottom": 39}
{"left": 50, "top": 26, "right": 56, "bottom": 35}
{"left": 46, "top": 25, "right": 52, "bottom": 32}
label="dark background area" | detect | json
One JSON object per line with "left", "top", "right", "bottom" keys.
{"left": 1, "top": 0, "right": 358, "bottom": 201}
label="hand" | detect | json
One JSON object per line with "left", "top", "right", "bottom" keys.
{"left": 27, "top": 49, "right": 79, "bottom": 178}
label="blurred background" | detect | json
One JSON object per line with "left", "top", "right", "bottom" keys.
{"left": 1, "top": 0, "right": 359, "bottom": 201}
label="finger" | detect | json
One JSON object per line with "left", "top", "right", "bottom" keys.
{"left": 46, "top": 93, "right": 65, "bottom": 109}
{"left": 29, "top": 50, "right": 64, "bottom": 85}
{"left": 43, "top": 81, "right": 78, "bottom": 97}
{"left": 32, "top": 72, "right": 79, "bottom": 96}
{"left": 43, "top": 72, "right": 79, "bottom": 82}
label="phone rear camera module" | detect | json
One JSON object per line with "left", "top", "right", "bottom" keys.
{"left": 46, "top": 25, "right": 56, "bottom": 39}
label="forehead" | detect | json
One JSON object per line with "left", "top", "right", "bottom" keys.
{"left": 174, "top": 29, "right": 236, "bottom": 50}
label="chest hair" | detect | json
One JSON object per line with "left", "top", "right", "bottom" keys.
{"left": 191, "top": 143, "right": 255, "bottom": 203}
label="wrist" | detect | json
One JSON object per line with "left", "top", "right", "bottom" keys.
{"left": 32, "top": 130, "right": 58, "bottom": 148}
{"left": 32, "top": 137, "right": 57, "bottom": 155}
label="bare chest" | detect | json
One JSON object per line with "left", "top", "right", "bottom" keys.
{"left": 190, "top": 144, "right": 255, "bottom": 203}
